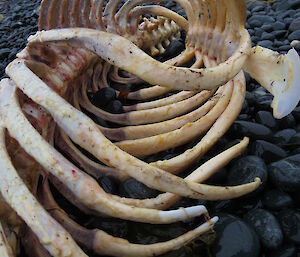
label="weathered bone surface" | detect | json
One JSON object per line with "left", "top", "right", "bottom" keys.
{"left": 0, "top": 0, "right": 299, "bottom": 257}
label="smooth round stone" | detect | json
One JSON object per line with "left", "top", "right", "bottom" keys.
{"left": 251, "top": 5, "right": 265, "bottom": 13}
{"left": 262, "top": 189, "right": 293, "bottom": 211}
{"left": 255, "top": 28, "right": 264, "bottom": 37}
{"left": 245, "top": 91, "right": 255, "bottom": 105}
{"left": 268, "top": 155, "right": 300, "bottom": 192}
{"left": 273, "top": 21, "right": 286, "bottom": 30}
{"left": 261, "top": 24, "right": 273, "bottom": 32}
{"left": 288, "top": 30, "right": 300, "bottom": 41}
{"left": 255, "top": 111, "right": 277, "bottom": 130}
{"left": 273, "top": 30, "right": 288, "bottom": 38}
{"left": 244, "top": 209, "right": 283, "bottom": 250}
{"left": 250, "top": 140, "right": 287, "bottom": 164}
{"left": 272, "top": 129, "right": 297, "bottom": 145}
{"left": 261, "top": 32, "right": 275, "bottom": 41}
{"left": 248, "top": 19, "right": 263, "bottom": 28}
{"left": 105, "top": 100, "right": 123, "bottom": 114}
{"left": 119, "top": 178, "right": 158, "bottom": 199}
{"left": 228, "top": 156, "right": 267, "bottom": 192}
{"left": 278, "top": 209, "right": 300, "bottom": 245}
{"left": 276, "top": 114, "right": 296, "bottom": 129}
{"left": 292, "top": 106, "right": 300, "bottom": 122}
{"left": 211, "top": 214, "right": 260, "bottom": 257}
{"left": 248, "top": 15, "right": 275, "bottom": 25}
{"left": 163, "top": 38, "right": 185, "bottom": 59}
{"left": 289, "top": 17, "right": 300, "bottom": 32}
{"left": 92, "top": 87, "right": 116, "bottom": 108}
{"left": 231, "top": 121, "right": 273, "bottom": 141}
{"left": 289, "top": 132, "right": 300, "bottom": 146}
{"left": 97, "top": 176, "right": 119, "bottom": 195}
{"left": 257, "top": 40, "right": 273, "bottom": 48}
{"left": 267, "top": 244, "right": 297, "bottom": 257}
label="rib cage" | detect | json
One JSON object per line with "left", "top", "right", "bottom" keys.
{"left": 0, "top": 0, "right": 299, "bottom": 256}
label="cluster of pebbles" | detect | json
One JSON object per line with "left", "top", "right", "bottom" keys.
{"left": 0, "top": 0, "right": 300, "bottom": 257}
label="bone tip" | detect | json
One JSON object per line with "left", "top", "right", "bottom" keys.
{"left": 272, "top": 48, "right": 300, "bottom": 119}
{"left": 184, "top": 205, "right": 208, "bottom": 218}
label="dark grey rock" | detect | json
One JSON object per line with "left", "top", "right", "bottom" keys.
{"left": 289, "top": 17, "right": 300, "bottom": 32}
{"left": 211, "top": 214, "right": 260, "bottom": 257}
{"left": 250, "top": 140, "right": 287, "bottom": 164}
{"left": 119, "top": 178, "right": 158, "bottom": 199}
{"left": 255, "top": 111, "right": 277, "bottom": 130}
{"left": 278, "top": 209, "right": 300, "bottom": 245}
{"left": 262, "top": 189, "right": 293, "bottom": 211}
{"left": 261, "top": 32, "right": 275, "bottom": 41}
{"left": 288, "top": 30, "right": 300, "bottom": 41}
{"left": 248, "top": 15, "right": 275, "bottom": 25}
{"left": 231, "top": 121, "right": 273, "bottom": 141}
{"left": 273, "top": 21, "right": 286, "bottom": 30}
{"left": 267, "top": 244, "right": 297, "bottom": 257}
{"left": 268, "top": 155, "right": 300, "bottom": 192}
{"left": 261, "top": 24, "right": 273, "bottom": 32}
{"left": 244, "top": 209, "right": 283, "bottom": 250}
{"left": 228, "top": 156, "right": 267, "bottom": 192}
{"left": 272, "top": 129, "right": 297, "bottom": 144}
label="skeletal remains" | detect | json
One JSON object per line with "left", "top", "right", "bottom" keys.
{"left": 0, "top": 0, "right": 299, "bottom": 256}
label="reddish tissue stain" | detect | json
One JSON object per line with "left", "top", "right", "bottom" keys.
{"left": 72, "top": 170, "right": 76, "bottom": 175}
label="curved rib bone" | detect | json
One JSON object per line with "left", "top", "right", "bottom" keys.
{"left": 110, "top": 137, "right": 250, "bottom": 209}
{"left": 0, "top": 79, "right": 211, "bottom": 224}
{"left": 28, "top": 28, "right": 251, "bottom": 91}
{"left": 0, "top": 108, "right": 86, "bottom": 257}
{"left": 7, "top": 59, "right": 260, "bottom": 201}
{"left": 40, "top": 177, "right": 218, "bottom": 257}
{"left": 0, "top": 222, "right": 14, "bottom": 257}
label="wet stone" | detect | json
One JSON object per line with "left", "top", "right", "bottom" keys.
{"left": 272, "top": 129, "right": 297, "bottom": 145}
{"left": 211, "top": 214, "right": 260, "bottom": 257}
{"left": 163, "top": 38, "right": 185, "bottom": 59}
{"left": 228, "top": 156, "right": 267, "bottom": 193}
{"left": 105, "top": 100, "right": 123, "bottom": 114}
{"left": 261, "top": 24, "right": 273, "bottom": 32}
{"left": 97, "top": 176, "right": 119, "bottom": 195}
{"left": 276, "top": 114, "right": 296, "bottom": 129}
{"left": 288, "top": 30, "right": 300, "bottom": 41}
{"left": 255, "top": 111, "right": 277, "bottom": 130}
{"left": 244, "top": 209, "right": 283, "bottom": 250}
{"left": 289, "top": 17, "right": 300, "bottom": 32}
{"left": 268, "top": 155, "right": 300, "bottom": 192}
{"left": 257, "top": 40, "right": 273, "bottom": 49}
{"left": 250, "top": 140, "right": 287, "bottom": 164}
{"left": 248, "top": 15, "right": 275, "bottom": 25}
{"left": 267, "top": 244, "right": 297, "bottom": 257}
{"left": 230, "top": 121, "right": 273, "bottom": 141}
{"left": 262, "top": 189, "right": 293, "bottom": 211}
{"left": 278, "top": 209, "right": 300, "bottom": 245}
{"left": 273, "top": 21, "right": 286, "bottom": 31}
{"left": 92, "top": 87, "right": 116, "bottom": 108}
{"left": 119, "top": 178, "right": 158, "bottom": 199}
{"left": 292, "top": 107, "right": 300, "bottom": 122}
{"left": 288, "top": 132, "right": 300, "bottom": 147}
{"left": 261, "top": 32, "right": 274, "bottom": 41}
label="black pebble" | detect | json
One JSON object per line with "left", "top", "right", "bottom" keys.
{"left": 97, "top": 176, "right": 119, "bottom": 195}
{"left": 231, "top": 121, "right": 273, "bottom": 141}
{"left": 105, "top": 100, "right": 123, "bottom": 114}
{"left": 267, "top": 243, "right": 297, "bottom": 257}
{"left": 210, "top": 214, "right": 260, "bottom": 257}
{"left": 262, "top": 189, "right": 293, "bottom": 211}
{"left": 244, "top": 208, "right": 283, "bottom": 250}
{"left": 268, "top": 154, "right": 300, "bottom": 192}
{"left": 92, "top": 87, "right": 116, "bottom": 108}
{"left": 272, "top": 129, "right": 297, "bottom": 145}
{"left": 163, "top": 39, "right": 185, "bottom": 59}
{"left": 119, "top": 178, "right": 158, "bottom": 199}
{"left": 255, "top": 111, "right": 277, "bottom": 130}
{"left": 228, "top": 156, "right": 267, "bottom": 193}
{"left": 278, "top": 209, "right": 300, "bottom": 245}
{"left": 250, "top": 140, "right": 287, "bottom": 164}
